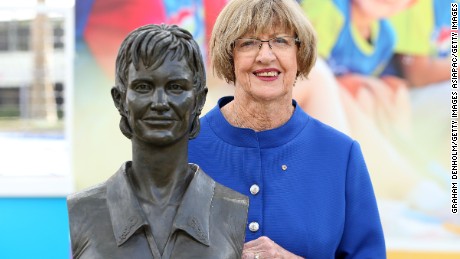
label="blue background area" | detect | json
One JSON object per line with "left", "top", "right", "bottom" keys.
{"left": 0, "top": 198, "right": 69, "bottom": 259}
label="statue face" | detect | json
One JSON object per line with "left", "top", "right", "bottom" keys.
{"left": 125, "top": 57, "right": 195, "bottom": 146}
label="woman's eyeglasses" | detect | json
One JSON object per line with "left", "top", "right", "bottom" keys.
{"left": 233, "top": 36, "right": 300, "bottom": 54}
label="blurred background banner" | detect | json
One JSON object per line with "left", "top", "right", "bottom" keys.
{"left": 76, "top": 0, "right": 207, "bottom": 79}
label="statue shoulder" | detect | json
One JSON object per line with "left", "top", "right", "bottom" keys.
{"left": 211, "top": 182, "right": 249, "bottom": 254}
{"left": 67, "top": 182, "right": 109, "bottom": 259}
{"left": 212, "top": 182, "right": 249, "bottom": 226}
{"left": 213, "top": 182, "right": 249, "bottom": 208}
{"left": 67, "top": 182, "right": 107, "bottom": 212}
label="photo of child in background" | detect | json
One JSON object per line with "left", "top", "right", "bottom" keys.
{"left": 299, "top": 0, "right": 460, "bottom": 250}
{"left": 301, "top": 0, "right": 416, "bottom": 140}
{"left": 387, "top": 0, "right": 454, "bottom": 168}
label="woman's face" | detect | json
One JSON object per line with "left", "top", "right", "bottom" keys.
{"left": 232, "top": 28, "right": 298, "bottom": 102}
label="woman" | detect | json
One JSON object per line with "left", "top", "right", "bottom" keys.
{"left": 188, "top": 0, "right": 386, "bottom": 258}
{"left": 67, "top": 24, "right": 248, "bottom": 258}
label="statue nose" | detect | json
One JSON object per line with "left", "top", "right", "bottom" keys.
{"left": 150, "top": 88, "right": 170, "bottom": 112}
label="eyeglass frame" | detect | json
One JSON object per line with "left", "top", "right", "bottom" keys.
{"left": 232, "top": 36, "right": 301, "bottom": 53}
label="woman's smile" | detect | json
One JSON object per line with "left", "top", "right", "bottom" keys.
{"left": 253, "top": 68, "right": 281, "bottom": 81}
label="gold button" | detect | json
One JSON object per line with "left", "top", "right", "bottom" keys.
{"left": 281, "top": 165, "right": 287, "bottom": 171}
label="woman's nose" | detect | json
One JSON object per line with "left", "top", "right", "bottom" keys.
{"left": 255, "top": 42, "right": 276, "bottom": 63}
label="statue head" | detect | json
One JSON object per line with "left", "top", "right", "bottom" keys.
{"left": 111, "top": 24, "right": 207, "bottom": 140}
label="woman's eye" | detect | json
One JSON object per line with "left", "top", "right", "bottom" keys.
{"left": 240, "top": 39, "right": 257, "bottom": 48}
{"left": 273, "top": 37, "right": 288, "bottom": 45}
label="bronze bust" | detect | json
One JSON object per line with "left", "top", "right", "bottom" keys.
{"left": 67, "top": 24, "right": 249, "bottom": 258}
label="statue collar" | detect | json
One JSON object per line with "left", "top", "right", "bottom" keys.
{"left": 106, "top": 162, "right": 215, "bottom": 247}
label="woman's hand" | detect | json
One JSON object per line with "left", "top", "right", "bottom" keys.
{"left": 241, "top": 236, "right": 304, "bottom": 259}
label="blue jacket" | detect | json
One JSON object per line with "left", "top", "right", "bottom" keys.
{"left": 189, "top": 97, "right": 386, "bottom": 258}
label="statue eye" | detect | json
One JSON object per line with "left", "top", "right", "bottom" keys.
{"left": 167, "top": 83, "right": 184, "bottom": 93}
{"left": 132, "top": 82, "right": 151, "bottom": 93}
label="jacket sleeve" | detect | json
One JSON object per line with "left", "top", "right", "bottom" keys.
{"left": 336, "top": 141, "right": 386, "bottom": 258}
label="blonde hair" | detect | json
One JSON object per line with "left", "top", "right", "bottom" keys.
{"left": 210, "top": 0, "right": 317, "bottom": 84}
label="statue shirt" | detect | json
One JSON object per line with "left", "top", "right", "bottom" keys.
{"left": 67, "top": 162, "right": 248, "bottom": 259}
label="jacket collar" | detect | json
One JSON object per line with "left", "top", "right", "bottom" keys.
{"left": 106, "top": 162, "right": 215, "bottom": 247}
{"left": 206, "top": 96, "right": 310, "bottom": 148}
